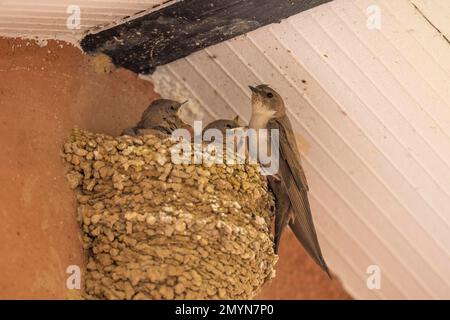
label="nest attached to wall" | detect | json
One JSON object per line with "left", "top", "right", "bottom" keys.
{"left": 62, "top": 128, "right": 277, "bottom": 300}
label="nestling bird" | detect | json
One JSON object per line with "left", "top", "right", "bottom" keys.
{"left": 122, "top": 99, "right": 187, "bottom": 136}
{"left": 248, "top": 84, "right": 330, "bottom": 277}
{"left": 202, "top": 115, "right": 240, "bottom": 135}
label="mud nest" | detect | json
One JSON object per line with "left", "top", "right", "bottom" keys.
{"left": 62, "top": 128, "right": 277, "bottom": 300}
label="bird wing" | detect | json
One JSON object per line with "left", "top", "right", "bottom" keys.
{"left": 267, "top": 175, "right": 292, "bottom": 255}
{"left": 268, "top": 117, "right": 330, "bottom": 276}
{"left": 272, "top": 116, "right": 309, "bottom": 191}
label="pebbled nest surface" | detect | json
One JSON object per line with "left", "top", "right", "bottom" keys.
{"left": 62, "top": 128, "right": 277, "bottom": 300}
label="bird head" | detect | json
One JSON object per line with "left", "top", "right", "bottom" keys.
{"left": 138, "top": 98, "right": 188, "bottom": 134}
{"left": 248, "top": 84, "right": 285, "bottom": 118}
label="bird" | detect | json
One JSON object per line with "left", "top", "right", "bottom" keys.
{"left": 200, "top": 116, "right": 245, "bottom": 162}
{"left": 122, "top": 99, "right": 187, "bottom": 136}
{"left": 248, "top": 84, "right": 330, "bottom": 277}
{"left": 202, "top": 115, "right": 240, "bottom": 135}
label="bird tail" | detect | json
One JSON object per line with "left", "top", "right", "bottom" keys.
{"left": 289, "top": 217, "right": 332, "bottom": 279}
{"left": 279, "top": 159, "right": 331, "bottom": 277}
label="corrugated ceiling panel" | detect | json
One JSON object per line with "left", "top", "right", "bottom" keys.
{"left": 151, "top": 0, "right": 450, "bottom": 299}
{"left": 0, "top": 0, "right": 171, "bottom": 42}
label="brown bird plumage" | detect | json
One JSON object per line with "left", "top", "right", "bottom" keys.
{"left": 248, "top": 84, "right": 330, "bottom": 277}
{"left": 122, "top": 99, "right": 186, "bottom": 136}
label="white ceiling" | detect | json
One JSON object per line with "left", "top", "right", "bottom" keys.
{"left": 150, "top": 0, "right": 450, "bottom": 299}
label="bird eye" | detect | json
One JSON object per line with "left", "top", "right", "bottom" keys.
{"left": 170, "top": 106, "right": 175, "bottom": 111}
{"left": 267, "top": 92, "right": 274, "bottom": 98}
{"left": 226, "top": 124, "right": 232, "bottom": 128}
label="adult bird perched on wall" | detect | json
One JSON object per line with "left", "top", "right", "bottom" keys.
{"left": 122, "top": 99, "right": 188, "bottom": 136}
{"left": 248, "top": 84, "right": 330, "bottom": 278}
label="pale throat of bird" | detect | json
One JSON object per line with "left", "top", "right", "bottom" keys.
{"left": 249, "top": 102, "right": 276, "bottom": 129}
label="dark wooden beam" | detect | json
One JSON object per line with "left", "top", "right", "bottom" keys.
{"left": 81, "top": 0, "right": 331, "bottom": 74}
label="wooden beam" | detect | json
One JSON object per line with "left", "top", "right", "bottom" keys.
{"left": 81, "top": 0, "right": 332, "bottom": 74}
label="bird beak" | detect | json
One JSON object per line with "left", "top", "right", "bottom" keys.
{"left": 248, "top": 86, "right": 259, "bottom": 94}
